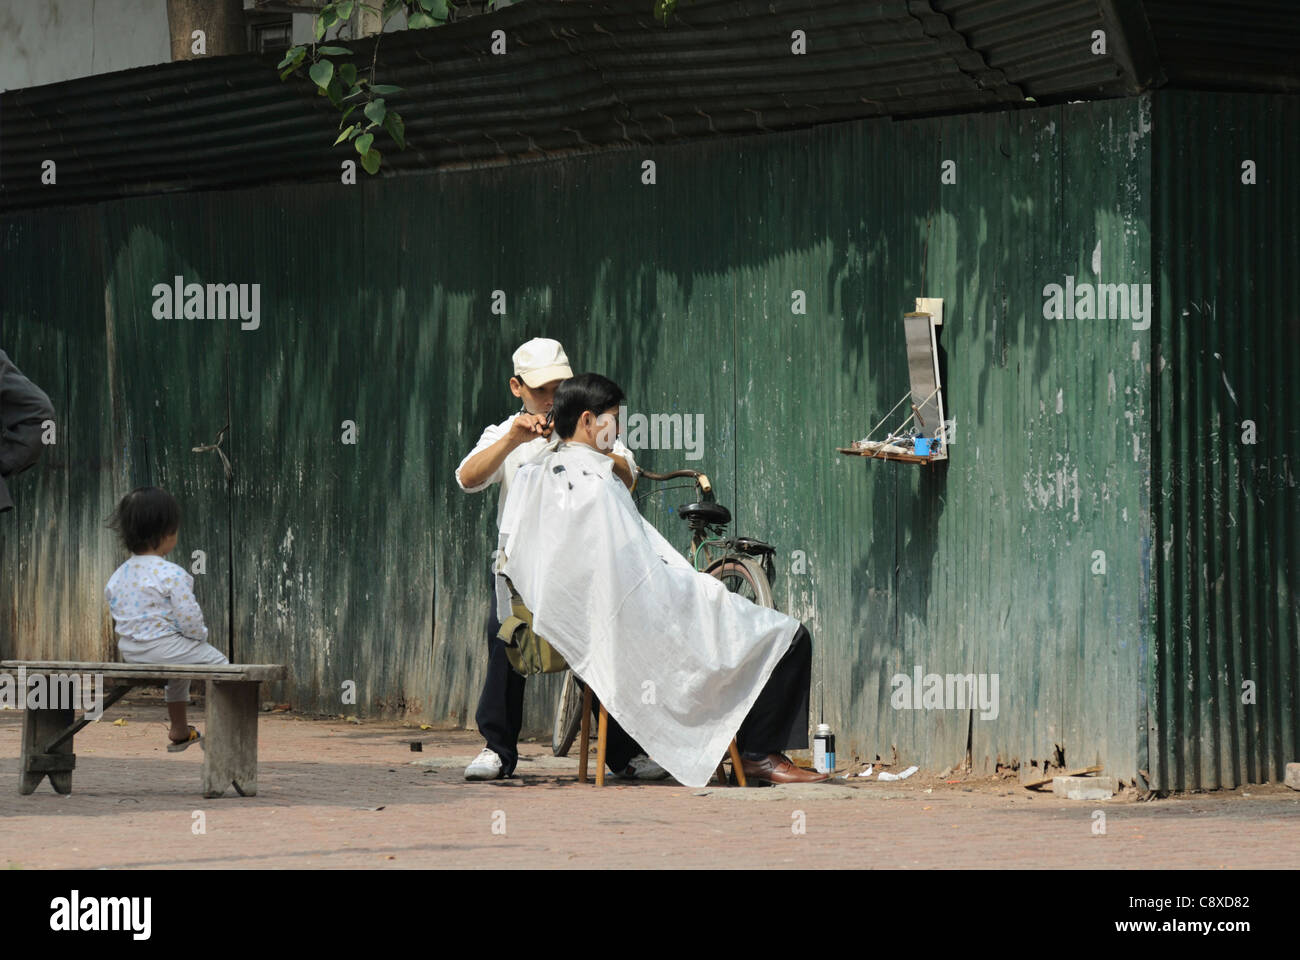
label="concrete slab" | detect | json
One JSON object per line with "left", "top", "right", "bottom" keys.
{"left": 1053, "top": 776, "right": 1119, "bottom": 800}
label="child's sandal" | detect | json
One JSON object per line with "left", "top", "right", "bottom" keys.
{"left": 167, "top": 726, "right": 203, "bottom": 753}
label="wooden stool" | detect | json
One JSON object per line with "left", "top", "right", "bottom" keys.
{"left": 575, "top": 681, "right": 747, "bottom": 787}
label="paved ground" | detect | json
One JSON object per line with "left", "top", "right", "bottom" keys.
{"left": 1, "top": 698, "right": 1296, "bottom": 869}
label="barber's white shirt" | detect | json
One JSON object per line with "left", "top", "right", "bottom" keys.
{"left": 455, "top": 409, "right": 637, "bottom": 619}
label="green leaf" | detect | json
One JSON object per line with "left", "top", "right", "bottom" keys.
{"left": 334, "top": 125, "right": 357, "bottom": 145}
{"left": 318, "top": 45, "right": 353, "bottom": 56}
{"left": 309, "top": 60, "right": 334, "bottom": 89}
{"left": 339, "top": 63, "right": 358, "bottom": 86}
{"left": 654, "top": 0, "right": 680, "bottom": 24}
{"left": 338, "top": 1, "right": 355, "bottom": 19}
{"left": 314, "top": 16, "right": 326, "bottom": 40}
{"left": 341, "top": 104, "right": 358, "bottom": 122}
{"left": 383, "top": 111, "right": 406, "bottom": 150}
{"left": 369, "top": 83, "right": 403, "bottom": 95}
{"left": 326, "top": 77, "right": 344, "bottom": 107}
{"left": 428, "top": 0, "right": 449, "bottom": 18}
{"left": 276, "top": 45, "right": 306, "bottom": 69}
{"left": 361, "top": 148, "right": 382, "bottom": 175}
{"left": 355, "top": 133, "right": 374, "bottom": 155}
{"left": 363, "top": 98, "right": 387, "bottom": 124}
{"left": 345, "top": 83, "right": 365, "bottom": 99}
{"left": 407, "top": 11, "right": 436, "bottom": 28}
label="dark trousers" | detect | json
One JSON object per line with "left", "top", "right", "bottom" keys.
{"left": 475, "top": 577, "right": 639, "bottom": 776}
{"left": 735, "top": 625, "right": 813, "bottom": 756}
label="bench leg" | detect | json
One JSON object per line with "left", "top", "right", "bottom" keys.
{"left": 202, "top": 680, "right": 260, "bottom": 798}
{"left": 19, "top": 708, "right": 76, "bottom": 795}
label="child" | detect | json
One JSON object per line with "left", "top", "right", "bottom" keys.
{"left": 104, "top": 486, "right": 229, "bottom": 751}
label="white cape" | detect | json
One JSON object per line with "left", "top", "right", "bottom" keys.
{"left": 498, "top": 441, "right": 799, "bottom": 787}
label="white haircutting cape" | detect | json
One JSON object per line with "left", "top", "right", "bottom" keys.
{"left": 498, "top": 440, "right": 799, "bottom": 786}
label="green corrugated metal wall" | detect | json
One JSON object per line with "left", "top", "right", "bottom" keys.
{"left": 1150, "top": 92, "right": 1300, "bottom": 791}
{"left": 1, "top": 208, "right": 120, "bottom": 664}
{"left": 729, "top": 101, "right": 1150, "bottom": 778}
{"left": 8, "top": 93, "right": 1283, "bottom": 788}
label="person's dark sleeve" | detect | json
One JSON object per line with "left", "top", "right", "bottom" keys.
{"left": 0, "top": 350, "right": 56, "bottom": 478}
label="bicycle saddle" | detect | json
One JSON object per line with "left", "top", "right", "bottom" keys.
{"left": 679, "top": 501, "right": 731, "bottom": 526}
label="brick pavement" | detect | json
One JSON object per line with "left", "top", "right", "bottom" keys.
{"left": 1, "top": 700, "right": 1296, "bottom": 869}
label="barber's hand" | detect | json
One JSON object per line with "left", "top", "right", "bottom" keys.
{"left": 508, "top": 412, "right": 552, "bottom": 445}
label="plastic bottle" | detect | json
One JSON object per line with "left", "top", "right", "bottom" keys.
{"left": 813, "top": 723, "right": 835, "bottom": 774}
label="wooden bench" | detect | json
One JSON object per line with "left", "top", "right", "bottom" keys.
{"left": 2, "top": 661, "right": 284, "bottom": 799}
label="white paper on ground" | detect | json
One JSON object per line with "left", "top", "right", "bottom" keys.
{"left": 878, "top": 764, "right": 919, "bottom": 781}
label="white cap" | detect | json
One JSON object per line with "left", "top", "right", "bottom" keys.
{"left": 512, "top": 337, "right": 573, "bottom": 388}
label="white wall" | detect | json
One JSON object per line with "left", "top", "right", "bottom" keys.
{"left": 290, "top": 5, "right": 409, "bottom": 44}
{"left": 0, "top": 0, "right": 171, "bottom": 92}
{"left": 0, "top": 0, "right": 411, "bottom": 93}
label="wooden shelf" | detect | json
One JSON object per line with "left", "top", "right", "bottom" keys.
{"left": 836, "top": 446, "right": 944, "bottom": 465}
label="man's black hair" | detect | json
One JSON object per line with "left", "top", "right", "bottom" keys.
{"left": 107, "top": 486, "right": 181, "bottom": 553}
{"left": 553, "top": 373, "right": 625, "bottom": 439}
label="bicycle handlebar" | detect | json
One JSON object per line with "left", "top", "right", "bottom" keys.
{"left": 637, "top": 466, "right": 714, "bottom": 498}
{"left": 636, "top": 468, "right": 702, "bottom": 482}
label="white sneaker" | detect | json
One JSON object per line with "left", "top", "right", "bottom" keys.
{"left": 621, "top": 754, "right": 670, "bottom": 780}
{"left": 464, "top": 747, "right": 504, "bottom": 780}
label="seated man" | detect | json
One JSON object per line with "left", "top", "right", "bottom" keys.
{"left": 497, "top": 373, "right": 827, "bottom": 787}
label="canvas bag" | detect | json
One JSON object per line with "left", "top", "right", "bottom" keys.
{"left": 497, "top": 576, "right": 568, "bottom": 676}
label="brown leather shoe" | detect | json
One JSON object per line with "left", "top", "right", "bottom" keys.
{"left": 741, "top": 753, "right": 830, "bottom": 785}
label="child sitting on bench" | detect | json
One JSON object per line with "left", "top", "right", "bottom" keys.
{"left": 104, "top": 486, "right": 229, "bottom": 752}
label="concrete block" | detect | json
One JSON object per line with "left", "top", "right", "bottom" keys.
{"left": 1286, "top": 763, "right": 1300, "bottom": 791}
{"left": 1052, "top": 776, "right": 1117, "bottom": 800}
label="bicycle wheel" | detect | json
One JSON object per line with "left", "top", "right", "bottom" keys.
{"left": 552, "top": 669, "right": 584, "bottom": 757}
{"left": 705, "top": 555, "right": 775, "bottom": 609}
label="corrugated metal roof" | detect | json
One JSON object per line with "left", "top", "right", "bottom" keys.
{"left": 1145, "top": 0, "right": 1300, "bottom": 92}
{"left": 0, "top": 0, "right": 1295, "bottom": 214}
{"left": 1, "top": 0, "right": 1112, "bottom": 213}
{"left": 934, "top": 0, "right": 1130, "bottom": 96}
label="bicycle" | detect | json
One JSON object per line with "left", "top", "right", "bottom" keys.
{"left": 551, "top": 465, "right": 778, "bottom": 756}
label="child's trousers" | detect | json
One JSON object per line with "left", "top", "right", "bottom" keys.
{"left": 119, "top": 635, "right": 230, "bottom": 702}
